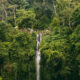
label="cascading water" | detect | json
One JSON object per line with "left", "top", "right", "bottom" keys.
{"left": 36, "top": 33, "right": 42, "bottom": 80}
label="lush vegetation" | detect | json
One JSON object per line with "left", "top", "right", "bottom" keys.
{"left": 0, "top": 22, "right": 36, "bottom": 80}
{"left": 0, "top": 0, "right": 80, "bottom": 80}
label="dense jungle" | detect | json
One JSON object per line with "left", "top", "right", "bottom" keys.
{"left": 0, "top": 0, "right": 80, "bottom": 80}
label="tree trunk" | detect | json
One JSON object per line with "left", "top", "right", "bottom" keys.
{"left": 43, "top": 0, "right": 46, "bottom": 5}
{"left": 53, "top": 0, "right": 57, "bottom": 16}
{"left": 13, "top": 6, "right": 16, "bottom": 27}
{"left": 4, "top": 9, "right": 7, "bottom": 20}
{"left": 2, "top": 0, "right": 8, "bottom": 20}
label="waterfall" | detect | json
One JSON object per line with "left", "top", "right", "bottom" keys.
{"left": 36, "top": 33, "right": 42, "bottom": 80}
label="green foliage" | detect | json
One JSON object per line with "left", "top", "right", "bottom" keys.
{"left": 71, "top": 4, "right": 80, "bottom": 27}
{"left": 40, "top": 26, "right": 79, "bottom": 80}
{"left": 70, "top": 25, "right": 80, "bottom": 43}
{"left": 16, "top": 9, "right": 36, "bottom": 29}
{"left": 70, "top": 25, "right": 80, "bottom": 59}
{"left": 7, "top": 16, "right": 15, "bottom": 27}
{"left": 0, "top": 77, "right": 2, "bottom": 80}
{"left": 50, "top": 17, "right": 60, "bottom": 30}
{"left": 35, "top": 15, "right": 50, "bottom": 30}
{"left": 0, "top": 22, "right": 36, "bottom": 80}
{"left": 69, "top": 24, "right": 80, "bottom": 79}
{"left": 0, "top": 21, "right": 15, "bottom": 42}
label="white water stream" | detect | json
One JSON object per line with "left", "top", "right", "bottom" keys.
{"left": 36, "top": 33, "right": 42, "bottom": 80}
